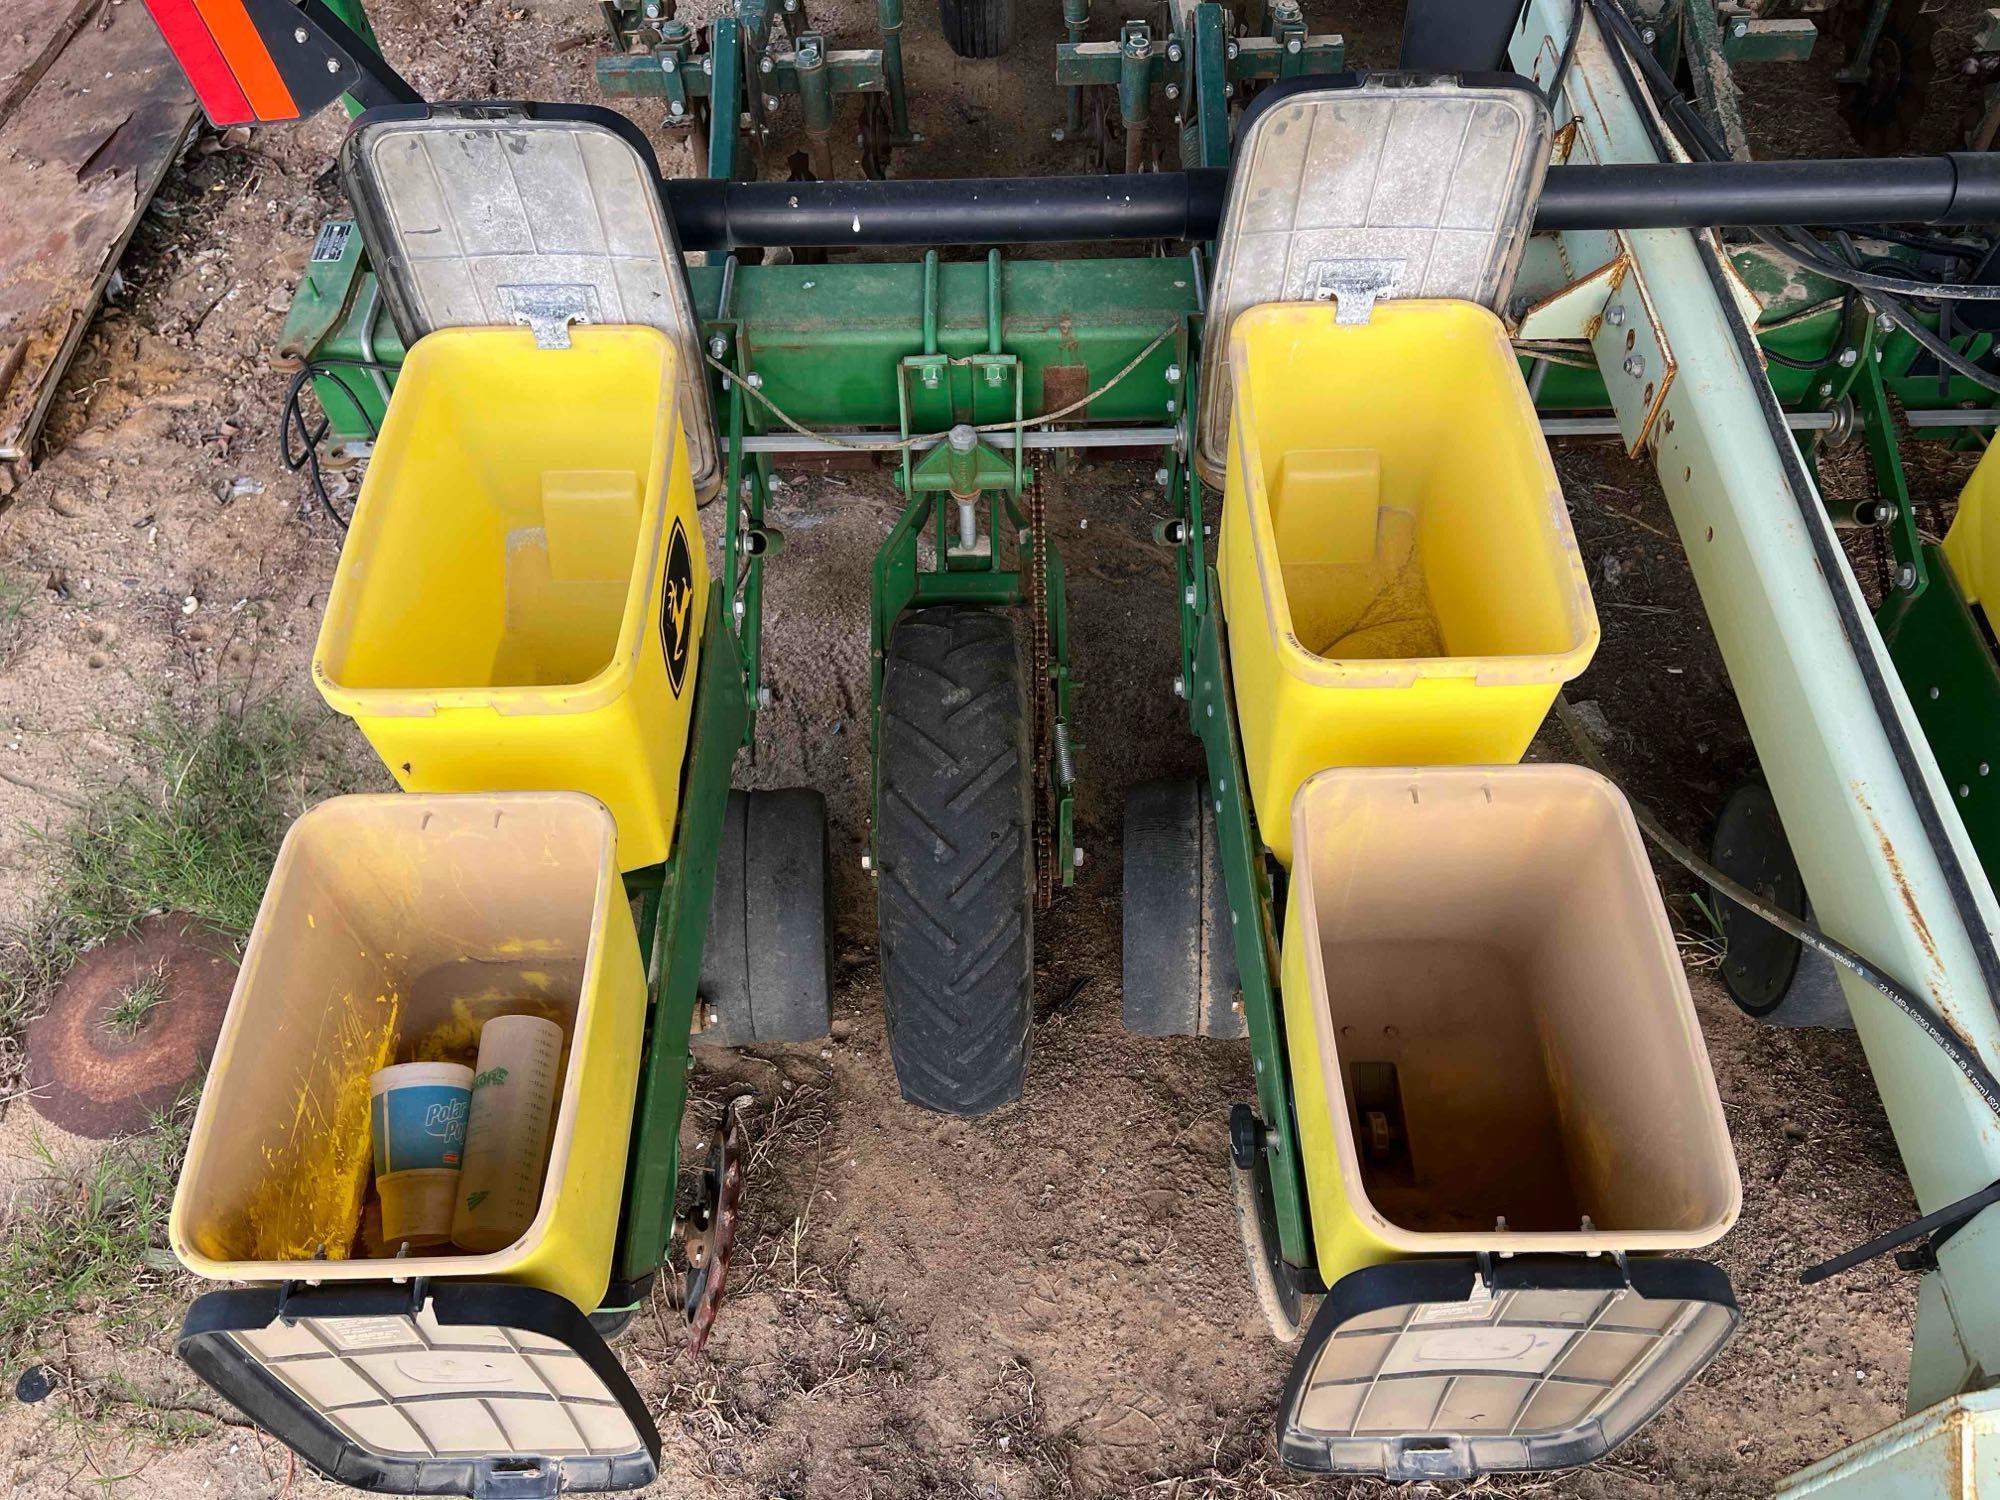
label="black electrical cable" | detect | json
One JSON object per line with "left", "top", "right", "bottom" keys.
{"left": 1586, "top": 0, "right": 2000, "bottom": 395}
{"left": 1587, "top": 0, "right": 2000, "bottom": 314}
{"left": 1581, "top": 0, "right": 2000, "bottom": 1280}
{"left": 1545, "top": 0, "right": 1585, "bottom": 109}
{"left": 1551, "top": 698, "right": 2000, "bottom": 1121}
{"left": 1861, "top": 225, "right": 1988, "bottom": 262}
{"left": 280, "top": 358, "right": 391, "bottom": 531}
{"left": 1760, "top": 289, "right": 1856, "bottom": 371}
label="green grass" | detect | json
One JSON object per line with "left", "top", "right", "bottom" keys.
{"left": 0, "top": 570, "right": 29, "bottom": 630}
{"left": 0, "top": 570, "right": 31, "bottom": 672}
{"left": 0, "top": 1101, "right": 193, "bottom": 1376}
{"left": 2, "top": 697, "right": 334, "bottom": 1050}
{"left": 0, "top": 695, "right": 338, "bottom": 1377}
{"left": 100, "top": 969, "right": 169, "bottom": 1039}
{"left": 52, "top": 699, "right": 328, "bottom": 942}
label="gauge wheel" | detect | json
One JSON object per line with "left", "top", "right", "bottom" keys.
{"left": 1231, "top": 1105, "right": 1317, "bottom": 1343}
{"left": 876, "top": 605, "right": 1034, "bottom": 1115}
{"left": 1709, "top": 782, "right": 1854, "bottom": 1028}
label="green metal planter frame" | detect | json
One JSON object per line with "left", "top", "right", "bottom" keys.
{"left": 267, "top": 11, "right": 2000, "bottom": 1485}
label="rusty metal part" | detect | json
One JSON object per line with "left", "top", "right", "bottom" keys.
{"left": 24, "top": 913, "right": 236, "bottom": 1138}
{"left": 684, "top": 1093, "right": 750, "bottom": 1356}
{"left": 1122, "top": 117, "right": 1148, "bottom": 174}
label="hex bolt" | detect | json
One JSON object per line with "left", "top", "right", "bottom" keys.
{"left": 1731, "top": 18, "right": 1748, "bottom": 36}
{"left": 664, "top": 54, "right": 677, "bottom": 71}
{"left": 1900, "top": 565, "right": 1919, "bottom": 590}
{"left": 294, "top": 26, "right": 309, "bottom": 42}
{"left": 764, "top": 94, "right": 781, "bottom": 110}
{"left": 1172, "top": 675, "right": 1186, "bottom": 698}
{"left": 1623, "top": 354, "right": 1646, "bottom": 378}
{"left": 1166, "top": 398, "right": 1178, "bottom": 414}
{"left": 759, "top": 54, "right": 775, "bottom": 73}
{"left": 1605, "top": 303, "right": 1626, "bottom": 327}
{"left": 1165, "top": 363, "right": 1182, "bottom": 384}
{"left": 1640, "top": 25, "right": 1656, "bottom": 43}
{"left": 747, "top": 372, "right": 764, "bottom": 389}
{"left": 1226, "top": 39, "right": 1240, "bottom": 58}
{"left": 703, "top": 56, "right": 713, "bottom": 72}
{"left": 1072, "top": 846, "right": 1086, "bottom": 868}
{"left": 1223, "top": 82, "right": 1234, "bottom": 98}
{"left": 1286, "top": 36, "right": 1302, "bottom": 52}
{"left": 1184, "top": 585, "right": 1196, "bottom": 606}
{"left": 1154, "top": 467, "right": 1170, "bottom": 485}
{"left": 948, "top": 422, "right": 978, "bottom": 453}
{"left": 1166, "top": 41, "right": 1182, "bottom": 61}
{"left": 1051, "top": 127, "right": 1067, "bottom": 142}
{"left": 1837, "top": 348, "right": 1859, "bottom": 367}
{"left": 1960, "top": 784, "right": 1972, "bottom": 799}
{"left": 733, "top": 597, "right": 746, "bottom": 622}
{"left": 708, "top": 333, "right": 729, "bottom": 359}
{"left": 326, "top": 56, "right": 340, "bottom": 72}
{"left": 860, "top": 853, "right": 873, "bottom": 871}
{"left": 758, "top": 685, "right": 774, "bottom": 709}
{"left": 669, "top": 99, "right": 685, "bottom": 116}
{"left": 1164, "top": 83, "right": 1180, "bottom": 100}
{"left": 1877, "top": 312, "right": 1895, "bottom": 332}
{"left": 1818, "top": 381, "right": 1834, "bottom": 398}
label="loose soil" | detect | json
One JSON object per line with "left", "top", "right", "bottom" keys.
{"left": 0, "top": 0, "right": 1993, "bottom": 1495}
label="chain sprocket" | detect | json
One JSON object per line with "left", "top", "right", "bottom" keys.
{"left": 682, "top": 1093, "right": 750, "bottom": 1356}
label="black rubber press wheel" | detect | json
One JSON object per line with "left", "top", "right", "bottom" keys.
{"left": 1122, "top": 777, "right": 1243, "bottom": 1038}
{"left": 1709, "top": 782, "right": 1853, "bottom": 1029}
{"left": 940, "top": 0, "right": 1014, "bottom": 59}
{"left": 876, "top": 606, "right": 1034, "bottom": 1114}
{"left": 697, "top": 788, "right": 833, "bottom": 1046}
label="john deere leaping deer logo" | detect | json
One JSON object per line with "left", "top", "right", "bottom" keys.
{"left": 661, "top": 518, "right": 696, "bottom": 698}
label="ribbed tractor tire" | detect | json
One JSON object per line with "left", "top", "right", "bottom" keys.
{"left": 938, "top": 0, "right": 1014, "bottom": 59}
{"left": 876, "top": 606, "right": 1033, "bottom": 1115}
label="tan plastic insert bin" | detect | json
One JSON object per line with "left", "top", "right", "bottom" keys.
{"left": 1279, "top": 764, "right": 1741, "bottom": 1284}
{"left": 170, "top": 792, "right": 645, "bottom": 1313}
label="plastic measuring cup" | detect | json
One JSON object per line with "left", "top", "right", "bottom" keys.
{"left": 452, "top": 1015, "right": 564, "bottom": 1253}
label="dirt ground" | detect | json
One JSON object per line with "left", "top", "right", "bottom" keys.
{"left": 0, "top": 0, "right": 1995, "bottom": 1495}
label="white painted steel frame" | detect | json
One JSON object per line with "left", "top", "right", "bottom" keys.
{"left": 1508, "top": 0, "right": 2000, "bottom": 1471}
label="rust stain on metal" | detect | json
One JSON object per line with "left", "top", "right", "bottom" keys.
{"left": 1041, "top": 363, "right": 1091, "bottom": 421}
{"left": 1619, "top": 241, "right": 1678, "bottom": 458}
{"left": 24, "top": 912, "right": 237, "bottom": 1138}
{"left": 1854, "top": 783, "right": 1943, "bottom": 976}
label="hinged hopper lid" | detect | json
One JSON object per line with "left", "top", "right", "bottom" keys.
{"left": 340, "top": 102, "right": 721, "bottom": 500}
{"left": 1196, "top": 74, "right": 1552, "bottom": 487}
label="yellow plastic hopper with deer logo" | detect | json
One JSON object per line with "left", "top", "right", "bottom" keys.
{"left": 311, "top": 325, "right": 707, "bottom": 871}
